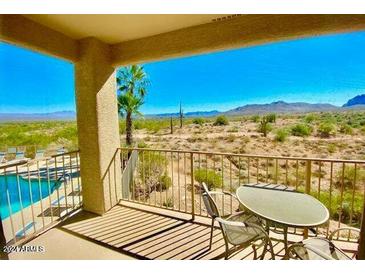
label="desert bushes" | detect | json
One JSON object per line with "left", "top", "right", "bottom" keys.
{"left": 192, "top": 117, "right": 205, "bottom": 125}
{"left": 339, "top": 124, "right": 353, "bottom": 135}
{"left": 275, "top": 128, "right": 289, "bottom": 142}
{"left": 0, "top": 121, "right": 78, "bottom": 150}
{"left": 304, "top": 113, "right": 318, "bottom": 123}
{"left": 265, "top": 113, "right": 277, "bottom": 123}
{"left": 194, "top": 168, "right": 222, "bottom": 189}
{"left": 317, "top": 122, "right": 335, "bottom": 138}
{"left": 335, "top": 165, "right": 365, "bottom": 190}
{"left": 257, "top": 115, "right": 273, "bottom": 137}
{"left": 213, "top": 115, "right": 229, "bottom": 126}
{"left": 290, "top": 123, "right": 312, "bottom": 137}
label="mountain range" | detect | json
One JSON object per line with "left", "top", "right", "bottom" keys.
{"left": 1, "top": 94, "right": 365, "bottom": 121}
{"left": 0, "top": 111, "right": 76, "bottom": 122}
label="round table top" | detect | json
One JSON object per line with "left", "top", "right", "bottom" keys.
{"left": 236, "top": 185, "right": 329, "bottom": 228}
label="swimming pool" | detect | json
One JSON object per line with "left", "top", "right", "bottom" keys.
{"left": 0, "top": 174, "right": 61, "bottom": 219}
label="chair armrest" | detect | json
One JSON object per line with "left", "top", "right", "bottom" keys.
{"left": 287, "top": 242, "right": 335, "bottom": 260}
{"left": 329, "top": 227, "right": 361, "bottom": 241}
{"left": 209, "top": 191, "right": 238, "bottom": 201}
{"left": 223, "top": 191, "right": 238, "bottom": 199}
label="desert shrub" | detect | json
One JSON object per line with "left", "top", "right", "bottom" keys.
{"left": 266, "top": 113, "right": 277, "bottom": 123}
{"left": 163, "top": 198, "right": 173, "bottom": 208}
{"left": 304, "top": 113, "right": 318, "bottom": 124}
{"left": 194, "top": 168, "right": 222, "bottom": 189}
{"left": 250, "top": 115, "right": 260, "bottom": 123}
{"left": 192, "top": 117, "right": 205, "bottom": 126}
{"left": 0, "top": 121, "right": 79, "bottom": 151}
{"left": 339, "top": 124, "right": 353, "bottom": 135}
{"left": 137, "top": 142, "right": 148, "bottom": 148}
{"left": 158, "top": 173, "right": 172, "bottom": 190}
{"left": 327, "top": 143, "right": 336, "bottom": 154}
{"left": 213, "top": 115, "right": 229, "bottom": 126}
{"left": 132, "top": 118, "right": 171, "bottom": 133}
{"left": 335, "top": 165, "right": 365, "bottom": 190}
{"left": 318, "top": 122, "right": 335, "bottom": 138}
{"left": 226, "top": 134, "right": 236, "bottom": 142}
{"left": 257, "top": 116, "right": 272, "bottom": 137}
{"left": 290, "top": 124, "right": 311, "bottom": 137}
{"left": 227, "top": 126, "right": 239, "bottom": 133}
{"left": 138, "top": 153, "right": 168, "bottom": 184}
{"left": 311, "top": 190, "right": 364, "bottom": 227}
{"left": 275, "top": 128, "right": 288, "bottom": 142}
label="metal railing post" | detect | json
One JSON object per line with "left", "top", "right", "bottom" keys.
{"left": 190, "top": 152, "right": 195, "bottom": 220}
{"left": 304, "top": 159, "right": 312, "bottom": 239}
{"left": 358, "top": 197, "right": 365, "bottom": 259}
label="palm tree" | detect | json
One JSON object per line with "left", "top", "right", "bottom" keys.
{"left": 117, "top": 65, "right": 149, "bottom": 146}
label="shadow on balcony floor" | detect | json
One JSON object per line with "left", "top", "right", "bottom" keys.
{"left": 9, "top": 201, "right": 357, "bottom": 260}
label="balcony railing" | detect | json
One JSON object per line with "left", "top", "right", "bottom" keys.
{"left": 0, "top": 150, "right": 82, "bottom": 245}
{"left": 120, "top": 147, "right": 365, "bottom": 243}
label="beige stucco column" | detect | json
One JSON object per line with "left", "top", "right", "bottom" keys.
{"left": 75, "top": 37, "right": 121, "bottom": 215}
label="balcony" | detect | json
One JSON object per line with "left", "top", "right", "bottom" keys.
{"left": 1, "top": 147, "right": 362, "bottom": 259}
{"left": 2, "top": 14, "right": 365, "bottom": 260}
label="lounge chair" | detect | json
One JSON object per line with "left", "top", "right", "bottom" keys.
{"left": 0, "top": 152, "right": 6, "bottom": 164}
{"left": 34, "top": 149, "right": 46, "bottom": 160}
{"left": 5, "top": 151, "right": 30, "bottom": 165}
{"left": 15, "top": 151, "right": 29, "bottom": 161}
{"left": 286, "top": 227, "right": 360, "bottom": 260}
{"left": 201, "top": 182, "right": 274, "bottom": 259}
{"left": 57, "top": 147, "right": 67, "bottom": 155}
{"left": 7, "top": 147, "right": 16, "bottom": 154}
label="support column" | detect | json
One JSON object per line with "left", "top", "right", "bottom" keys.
{"left": 75, "top": 37, "right": 121, "bottom": 215}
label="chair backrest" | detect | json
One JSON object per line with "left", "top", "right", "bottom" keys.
{"left": 0, "top": 152, "right": 5, "bottom": 162}
{"left": 7, "top": 147, "right": 16, "bottom": 154}
{"left": 216, "top": 217, "right": 263, "bottom": 246}
{"left": 57, "top": 148, "right": 67, "bottom": 155}
{"left": 15, "top": 152, "right": 24, "bottom": 159}
{"left": 201, "top": 182, "right": 220, "bottom": 218}
{"left": 35, "top": 150, "right": 45, "bottom": 159}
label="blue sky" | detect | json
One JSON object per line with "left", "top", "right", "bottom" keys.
{"left": 1, "top": 31, "right": 365, "bottom": 114}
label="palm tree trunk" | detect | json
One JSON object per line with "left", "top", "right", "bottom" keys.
{"left": 126, "top": 112, "right": 133, "bottom": 146}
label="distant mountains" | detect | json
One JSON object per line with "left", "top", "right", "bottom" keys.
{"left": 1, "top": 94, "right": 365, "bottom": 122}
{"left": 343, "top": 94, "right": 365, "bottom": 107}
{"left": 147, "top": 110, "right": 220, "bottom": 118}
{"left": 149, "top": 94, "right": 365, "bottom": 118}
{"left": 0, "top": 111, "right": 76, "bottom": 122}
{"left": 225, "top": 101, "right": 339, "bottom": 115}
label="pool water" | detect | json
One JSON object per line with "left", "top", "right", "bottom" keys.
{"left": 0, "top": 175, "right": 61, "bottom": 220}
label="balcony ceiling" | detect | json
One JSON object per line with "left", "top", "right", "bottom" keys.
{"left": 24, "top": 14, "right": 229, "bottom": 44}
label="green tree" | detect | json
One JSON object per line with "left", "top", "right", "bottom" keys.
{"left": 117, "top": 65, "right": 149, "bottom": 146}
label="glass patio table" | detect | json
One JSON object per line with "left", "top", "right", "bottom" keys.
{"left": 236, "top": 184, "right": 330, "bottom": 252}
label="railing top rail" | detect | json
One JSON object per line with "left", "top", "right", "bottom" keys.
{"left": 0, "top": 160, "right": 28, "bottom": 170}
{"left": 119, "top": 147, "right": 365, "bottom": 164}
{"left": 51, "top": 150, "right": 80, "bottom": 158}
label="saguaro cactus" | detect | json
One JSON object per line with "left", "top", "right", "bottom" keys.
{"left": 179, "top": 102, "right": 183, "bottom": 128}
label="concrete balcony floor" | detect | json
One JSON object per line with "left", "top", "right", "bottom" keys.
{"left": 9, "top": 201, "right": 357, "bottom": 260}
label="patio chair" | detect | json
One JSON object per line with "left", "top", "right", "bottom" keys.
{"left": 35, "top": 149, "right": 46, "bottom": 160}
{"left": 286, "top": 227, "right": 360, "bottom": 260}
{"left": 7, "top": 147, "right": 16, "bottom": 154}
{"left": 57, "top": 147, "right": 67, "bottom": 155}
{"left": 15, "top": 151, "right": 28, "bottom": 160}
{"left": 0, "top": 152, "right": 6, "bottom": 164}
{"left": 201, "top": 183, "right": 274, "bottom": 259}
{"left": 216, "top": 217, "right": 275, "bottom": 260}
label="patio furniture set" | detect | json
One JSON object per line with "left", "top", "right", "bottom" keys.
{"left": 202, "top": 182, "right": 360, "bottom": 260}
